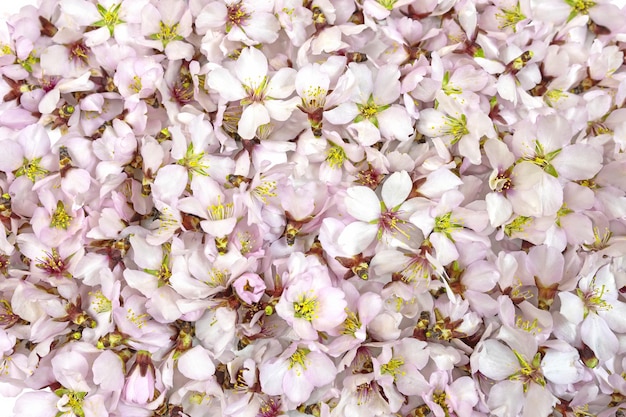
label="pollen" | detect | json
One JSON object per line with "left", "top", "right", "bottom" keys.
{"left": 150, "top": 21, "right": 182, "bottom": 47}
{"left": 288, "top": 347, "right": 310, "bottom": 371}
{"left": 126, "top": 308, "right": 148, "bottom": 328}
{"left": 252, "top": 180, "right": 277, "bottom": 204}
{"left": 380, "top": 357, "right": 405, "bottom": 380}
{"left": 129, "top": 76, "right": 142, "bottom": 94}
{"left": 342, "top": 309, "right": 361, "bottom": 336}
{"left": 496, "top": 2, "right": 526, "bottom": 31}
{"left": 208, "top": 195, "right": 234, "bottom": 221}
{"left": 433, "top": 212, "right": 463, "bottom": 240}
{"left": 206, "top": 268, "right": 227, "bottom": 287}
{"left": 16, "top": 157, "right": 49, "bottom": 182}
{"left": 303, "top": 85, "right": 327, "bottom": 109}
{"left": 504, "top": 215, "right": 531, "bottom": 237}
{"left": 50, "top": 201, "right": 72, "bottom": 230}
{"left": 293, "top": 293, "right": 319, "bottom": 321}
{"left": 94, "top": 3, "right": 124, "bottom": 35}
{"left": 326, "top": 145, "right": 346, "bottom": 168}
{"left": 178, "top": 143, "right": 209, "bottom": 176}
{"left": 443, "top": 115, "right": 469, "bottom": 145}
{"left": 0, "top": 44, "right": 12, "bottom": 55}
{"left": 89, "top": 290, "right": 112, "bottom": 313}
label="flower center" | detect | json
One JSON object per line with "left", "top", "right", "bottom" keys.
{"left": 68, "top": 40, "right": 89, "bottom": 64}
{"left": 16, "top": 157, "right": 49, "bottom": 182}
{"left": 566, "top": 0, "right": 595, "bottom": 14}
{"left": 56, "top": 389, "right": 87, "bottom": 416}
{"left": 129, "top": 76, "right": 142, "bottom": 94}
{"left": 35, "top": 248, "right": 70, "bottom": 277}
{"left": 496, "top": 3, "right": 526, "bottom": 31}
{"left": 126, "top": 308, "right": 149, "bottom": 329}
{"left": 577, "top": 277, "right": 612, "bottom": 317}
{"left": 227, "top": 2, "right": 250, "bottom": 29}
{"left": 50, "top": 201, "right": 72, "bottom": 229}
{"left": 509, "top": 351, "right": 545, "bottom": 391}
{"left": 242, "top": 76, "right": 268, "bottom": 103}
{"left": 293, "top": 294, "right": 319, "bottom": 321}
{"left": 94, "top": 3, "right": 124, "bottom": 35}
{"left": 433, "top": 212, "right": 463, "bottom": 240}
{"left": 378, "top": 0, "right": 398, "bottom": 10}
{"left": 302, "top": 85, "right": 327, "bottom": 110}
{"left": 381, "top": 357, "right": 405, "bottom": 380}
{"left": 490, "top": 172, "right": 512, "bottom": 193}
{"left": 342, "top": 309, "right": 361, "bottom": 336}
{"left": 443, "top": 115, "right": 469, "bottom": 145}
{"left": 355, "top": 95, "right": 390, "bottom": 128}
{"left": 178, "top": 143, "right": 209, "bottom": 176}
{"left": 326, "top": 145, "right": 346, "bottom": 168}
{"left": 89, "top": 290, "right": 112, "bottom": 313}
{"left": 432, "top": 391, "right": 451, "bottom": 417}
{"left": 356, "top": 382, "right": 373, "bottom": 405}
{"left": 208, "top": 195, "right": 234, "bottom": 221}
{"left": 150, "top": 21, "right": 182, "bottom": 47}
{"left": 252, "top": 180, "right": 277, "bottom": 204}
{"left": 504, "top": 215, "right": 531, "bottom": 237}
{"left": 289, "top": 347, "right": 310, "bottom": 370}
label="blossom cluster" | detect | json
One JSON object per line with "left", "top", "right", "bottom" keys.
{"left": 0, "top": 0, "right": 626, "bottom": 416}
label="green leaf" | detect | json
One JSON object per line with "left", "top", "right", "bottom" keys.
{"left": 545, "top": 148, "right": 562, "bottom": 161}
{"left": 544, "top": 163, "right": 558, "bottom": 177}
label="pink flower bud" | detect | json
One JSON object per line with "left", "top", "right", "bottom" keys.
{"left": 122, "top": 350, "right": 156, "bottom": 405}
{"left": 232, "top": 272, "right": 266, "bottom": 304}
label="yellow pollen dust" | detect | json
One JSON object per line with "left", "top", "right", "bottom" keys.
{"left": 50, "top": 201, "right": 72, "bottom": 229}
{"left": 342, "top": 309, "right": 361, "bottom": 336}
{"left": 16, "top": 157, "right": 49, "bottom": 182}
{"left": 150, "top": 21, "right": 182, "bottom": 47}
{"left": 516, "top": 316, "right": 541, "bottom": 334}
{"left": 303, "top": 86, "right": 327, "bottom": 109}
{"left": 126, "top": 308, "right": 148, "bottom": 328}
{"left": 129, "top": 76, "right": 142, "bottom": 93}
{"left": 293, "top": 293, "right": 319, "bottom": 321}
{"left": 381, "top": 357, "right": 405, "bottom": 380}
{"left": 496, "top": 3, "right": 526, "bottom": 31}
{"left": 326, "top": 145, "right": 346, "bottom": 168}
{"left": 253, "top": 181, "right": 277, "bottom": 204}
{"left": 89, "top": 290, "right": 112, "bottom": 313}
{"left": 206, "top": 268, "right": 227, "bottom": 287}
{"left": 289, "top": 348, "right": 310, "bottom": 372}
{"left": 208, "top": 195, "right": 234, "bottom": 220}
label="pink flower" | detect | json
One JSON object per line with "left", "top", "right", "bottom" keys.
{"left": 275, "top": 255, "right": 347, "bottom": 340}
{"left": 207, "top": 47, "right": 297, "bottom": 140}
{"left": 232, "top": 272, "right": 266, "bottom": 304}
{"left": 338, "top": 170, "right": 424, "bottom": 256}
{"left": 259, "top": 342, "right": 337, "bottom": 404}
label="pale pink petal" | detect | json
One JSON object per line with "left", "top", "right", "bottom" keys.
{"left": 381, "top": 170, "right": 411, "bottom": 209}
{"left": 345, "top": 186, "right": 380, "bottom": 221}
{"left": 266, "top": 68, "right": 296, "bottom": 99}
{"left": 178, "top": 346, "right": 216, "bottom": 380}
{"left": 238, "top": 102, "right": 270, "bottom": 139}
{"left": 337, "top": 222, "right": 378, "bottom": 255}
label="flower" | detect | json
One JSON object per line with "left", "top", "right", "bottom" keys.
{"left": 338, "top": 170, "right": 424, "bottom": 256}
{"left": 207, "top": 47, "right": 297, "bottom": 140}
{"left": 259, "top": 342, "right": 337, "bottom": 404}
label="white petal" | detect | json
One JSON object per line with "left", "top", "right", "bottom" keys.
{"left": 207, "top": 68, "right": 246, "bottom": 101}
{"left": 235, "top": 47, "right": 268, "bottom": 88}
{"left": 337, "top": 222, "right": 378, "bottom": 255}
{"left": 266, "top": 68, "right": 296, "bottom": 99}
{"left": 381, "top": 171, "right": 411, "bottom": 209}
{"left": 178, "top": 346, "right": 215, "bottom": 380}
{"left": 552, "top": 144, "right": 603, "bottom": 181}
{"left": 238, "top": 102, "right": 270, "bottom": 140}
{"left": 345, "top": 186, "right": 380, "bottom": 221}
{"left": 541, "top": 349, "right": 582, "bottom": 385}
{"left": 486, "top": 192, "right": 513, "bottom": 228}
{"left": 476, "top": 339, "right": 518, "bottom": 380}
